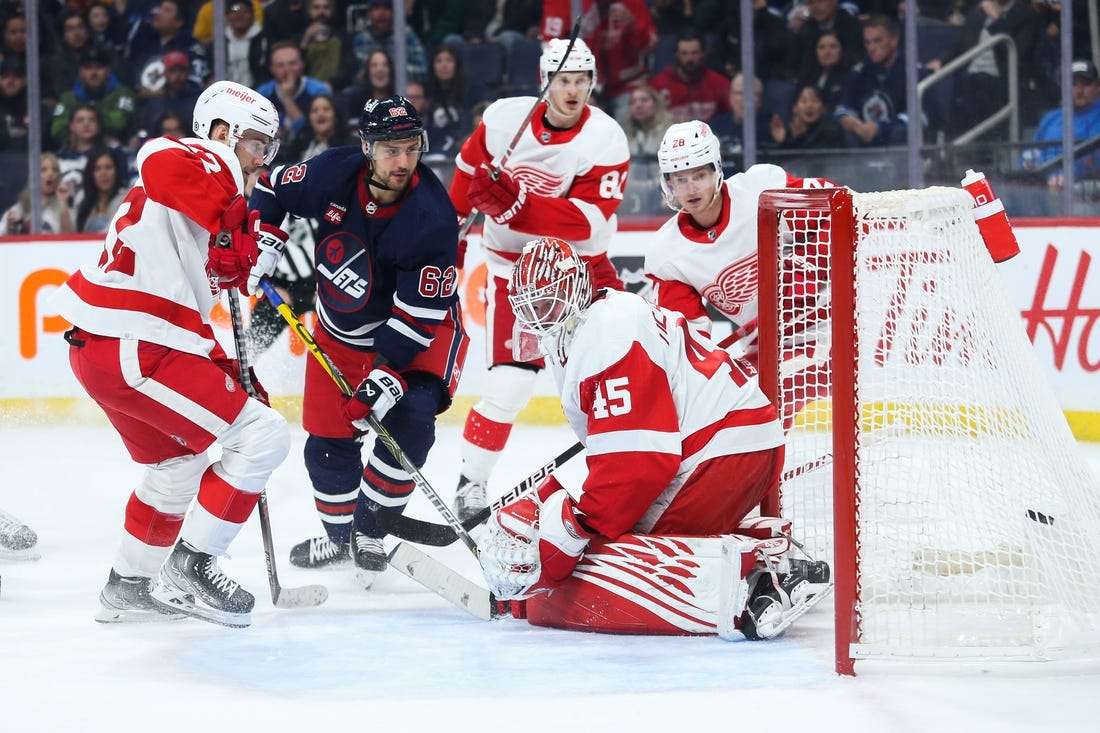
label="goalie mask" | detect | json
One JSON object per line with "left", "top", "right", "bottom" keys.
{"left": 657, "top": 120, "right": 723, "bottom": 211}
{"left": 508, "top": 237, "right": 593, "bottom": 340}
{"left": 359, "top": 95, "right": 428, "bottom": 159}
{"left": 193, "top": 80, "right": 281, "bottom": 165}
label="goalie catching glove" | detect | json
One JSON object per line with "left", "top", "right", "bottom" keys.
{"left": 478, "top": 475, "right": 594, "bottom": 600}
{"left": 342, "top": 365, "right": 406, "bottom": 429}
{"left": 467, "top": 165, "right": 527, "bottom": 225}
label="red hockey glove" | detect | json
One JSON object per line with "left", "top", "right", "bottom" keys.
{"left": 247, "top": 221, "right": 290, "bottom": 296}
{"left": 477, "top": 480, "right": 593, "bottom": 600}
{"left": 214, "top": 356, "right": 271, "bottom": 406}
{"left": 342, "top": 366, "right": 407, "bottom": 429}
{"left": 207, "top": 195, "right": 259, "bottom": 294}
{"left": 467, "top": 166, "right": 527, "bottom": 225}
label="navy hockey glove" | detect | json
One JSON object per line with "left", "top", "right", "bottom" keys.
{"left": 343, "top": 366, "right": 407, "bottom": 429}
{"left": 468, "top": 166, "right": 527, "bottom": 225}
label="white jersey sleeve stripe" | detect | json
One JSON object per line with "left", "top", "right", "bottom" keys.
{"left": 586, "top": 429, "right": 682, "bottom": 457}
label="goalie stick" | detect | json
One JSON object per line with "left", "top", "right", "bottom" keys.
{"left": 224, "top": 285, "right": 328, "bottom": 609}
{"left": 387, "top": 542, "right": 494, "bottom": 620}
{"left": 376, "top": 441, "right": 584, "bottom": 546}
{"left": 459, "top": 18, "right": 583, "bottom": 241}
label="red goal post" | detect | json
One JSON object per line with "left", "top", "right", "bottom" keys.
{"left": 756, "top": 186, "right": 1100, "bottom": 676}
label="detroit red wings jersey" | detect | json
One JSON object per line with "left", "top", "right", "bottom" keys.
{"left": 451, "top": 98, "right": 629, "bottom": 279}
{"left": 645, "top": 164, "right": 832, "bottom": 334}
{"left": 51, "top": 137, "right": 244, "bottom": 358}
{"left": 549, "top": 290, "right": 783, "bottom": 537}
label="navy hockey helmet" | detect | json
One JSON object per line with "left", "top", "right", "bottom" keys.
{"left": 358, "top": 95, "right": 428, "bottom": 158}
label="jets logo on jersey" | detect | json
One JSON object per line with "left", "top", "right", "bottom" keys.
{"left": 317, "top": 232, "right": 372, "bottom": 311}
{"left": 510, "top": 164, "right": 567, "bottom": 197}
{"left": 701, "top": 256, "right": 757, "bottom": 317}
{"left": 324, "top": 203, "right": 346, "bottom": 224}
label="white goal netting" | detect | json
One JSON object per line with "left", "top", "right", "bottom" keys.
{"left": 760, "top": 187, "right": 1100, "bottom": 666}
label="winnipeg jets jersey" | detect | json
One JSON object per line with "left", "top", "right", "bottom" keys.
{"left": 645, "top": 164, "right": 831, "bottom": 334}
{"left": 51, "top": 137, "right": 245, "bottom": 358}
{"left": 549, "top": 290, "right": 783, "bottom": 538}
{"left": 451, "top": 98, "right": 630, "bottom": 280}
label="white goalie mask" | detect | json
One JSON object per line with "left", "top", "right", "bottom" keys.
{"left": 508, "top": 237, "right": 593, "bottom": 341}
{"left": 192, "top": 80, "right": 281, "bottom": 165}
{"left": 657, "top": 120, "right": 723, "bottom": 211}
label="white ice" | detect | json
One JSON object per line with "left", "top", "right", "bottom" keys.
{"left": 1, "top": 422, "right": 1098, "bottom": 732}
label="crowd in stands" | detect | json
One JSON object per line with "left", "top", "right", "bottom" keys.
{"left": 0, "top": 0, "right": 1092, "bottom": 230}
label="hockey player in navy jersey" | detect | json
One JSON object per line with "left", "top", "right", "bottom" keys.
{"left": 250, "top": 96, "right": 467, "bottom": 586}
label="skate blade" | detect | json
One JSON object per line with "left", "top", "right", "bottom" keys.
{"left": 94, "top": 605, "right": 188, "bottom": 624}
{"left": 150, "top": 589, "right": 251, "bottom": 629}
{"left": 354, "top": 567, "right": 381, "bottom": 590}
{"left": 765, "top": 582, "right": 834, "bottom": 639}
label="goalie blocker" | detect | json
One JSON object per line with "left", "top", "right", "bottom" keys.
{"left": 498, "top": 516, "right": 831, "bottom": 640}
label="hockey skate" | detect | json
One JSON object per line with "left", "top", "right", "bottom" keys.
{"left": 0, "top": 509, "right": 40, "bottom": 561}
{"left": 95, "top": 569, "right": 188, "bottom": 623}
{"left": 150, "top": 540, "right": 255, "bottom": 628}
{"left": 741, "top": 558, "right": 833, "bottom": 641}
{"left": 453, "top": 475, "right": 488, "bottom": 524}
{"left": 352, "top": 531, "right": 386, "bottom": 589}
{"left": 289, "top": 535, "right": 350, "bottom": 569}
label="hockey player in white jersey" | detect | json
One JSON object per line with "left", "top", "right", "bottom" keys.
{"left": 448, "top": 38, "right": 630, "bottom": 524}
{"left": 51, "top": 81, "right": 292, "bottom": 628}
{"left": 477, "top": 238, "right": 831, "bottom": 639}
{"left": 645, "top": 120, "right": 833, "bottom": 362}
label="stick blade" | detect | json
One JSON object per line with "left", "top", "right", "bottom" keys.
{"left": 387, "top": 542, "right": 493, "bottom": 620}
{"left": 272, "top": 583, "right": 329, "bottom": 609}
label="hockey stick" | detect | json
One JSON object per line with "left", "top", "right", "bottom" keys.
{"left": 460, "top": 18, "right": 583, "bottom": 239}
{"left": 376, "top": 441, "right": 585, "bottom": 546}
{"left": 256, "top": 278, "right": 482, "bottom": 557}
{"left": 223, "top": 285, "right": 329, "bottom": 609}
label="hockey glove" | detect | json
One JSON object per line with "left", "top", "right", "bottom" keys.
{"left": 214, "top": 355, "right": 271, "bottom": 406}
{"left": 343, "top": 366, "right": 407, "bottom": 429}
{"left": 467, "top": 166, "right": 527, "bottom": 225}
{"left": 247, "top": 221, "right": 290, "bottom": 296}
{"left": 207, "top": 195, "right": 258, "bottom": 294}
{"left": 478, "top": 478, "right": 593, "bottom": 600}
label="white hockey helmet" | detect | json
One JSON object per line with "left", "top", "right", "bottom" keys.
{"left": 508, "top": 237, "right": 593, "bottom": 340}
{"left": 539, "top": 37, "right": 597, "bottom": 91}
{"left": 657, "top": 120, "right": 723, "bottom": 211}
{"left": 193, "top": 80, "right": 281, "bottom": 164}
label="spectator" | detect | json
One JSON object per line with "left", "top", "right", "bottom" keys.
{"left": 56, "top": 103, "right": 107, "bottom": 201}
{"left": 152, "top": 109, "right": 187, "bottom": 138}
{"left": 484, "top": 0, "right": 542, "bottom": 50}
{"left": 714, "top": 0, "right": 799, "bottom": 83}
{"left": 134, "top": 50, "right": 200, "bottom": 140}
{"left": 257, "top": 40, "right": 332, "bottom": 137}
{"left": 45, "top": 9, "right": 110, "bottom": 107}
{"left": 792, "top": 0, "right": 864, "bottom": 68}
{"left": 192, "top": 0, "right": 264, "bottom": 45}
{"left": 834, "top": 15, "right": 923, "bottom": 146}
{"left": 125, "top": 0, "right": 208, "bottom": 97}
{"left": 1022, "top": 60, "right": 1100, "bottom": 188}
{"left": 589, "top": 0, "right": 659, "bottom": 123}
{"left": 87, "top": 4, "right": 113, "bottom": 49}
{"left": 426, "top": 43, "right": 483, "bottom": 112}
{"left": 648, "top": 32, "right": 731, "bottom": 124}
{"left": 50, "top": 46, "right": 136, "bottom": 148}
{"left": 280, "top": 92, "right": 353, "bottom": 163}
{"left": 4, "top": 153, "right": 75, "bottom": 235}
{"left": 415, "top": 78, "right": 467, "bottom": 159}
{"left": 341, "top": 48, "right": 395, "bottom": 123}
{"left": 263, "top": 0, "right": 308, "bottom": 44}
{"left": 770, "top": 83, "right": 845, "bottom": 148}
{"left": 624, "top": 84, "right": 674, "bottom": 156}
{"left": 75, "top": 146, "right": 130, "bottom": 233}
{"left": 409, "top": 0, "right": 464, "bottom": 48}
{"left": 300, "top": 0, "right": 354, "bottom": 88}
{"left": 710, "top": 73, "right": 773, "bottom": 154}
{"left": 928, "top": 0, "right": 1044, "bottom": 136}
{"left": 0, "top": 54, "right": 37, "bottom": 151}
{"left": 223, "top": 0, "right": 271, "bottom": 88}
{"left": 352, "top": 0, "right": 428, "bottom": 80}
{"left": 796, "top": 29, "right": 855, "bottom": 110}
{"left": 1, "top": 12, "right": 27, "bottom": 59}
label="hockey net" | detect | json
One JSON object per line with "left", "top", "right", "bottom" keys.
{"left": 756, "top": 187, "right": 1100, "bottom": 675}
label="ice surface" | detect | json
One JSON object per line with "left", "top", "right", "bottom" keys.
{"left": 1, "top": 423, "right": 1098, "bottom": 731}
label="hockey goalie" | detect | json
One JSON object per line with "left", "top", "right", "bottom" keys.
{"left": 476, "top": 237, "right": 831, "bottom": 639}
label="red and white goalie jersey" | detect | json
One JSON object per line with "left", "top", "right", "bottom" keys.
{"left": 51, "top": 137, "right": 244, "bottom": 358}
{"left": 451, "top": 98, "right": 630, "bottom": 281}
{"left": 549, "top": 289, "right": 784, "bottom": 538}
{"left": 645, "top": 164, "right": 833, "bottom": 336}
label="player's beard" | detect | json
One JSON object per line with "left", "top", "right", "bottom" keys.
{"left": 369, "top": 165, "right": 411, "bottom": 195}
